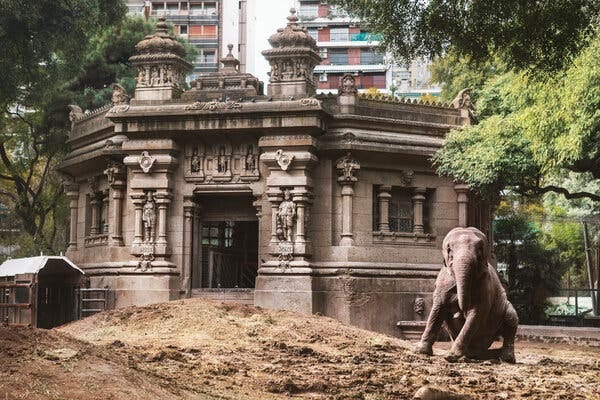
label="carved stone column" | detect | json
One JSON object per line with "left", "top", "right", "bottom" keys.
{"left": 291, "top": 189, "right": 312, "bottom": 255}
{"left": 377, "top": 185, "right": 392, "bottom": 232}
{"left": 154, "top": 190, "right": 172, "bottom": 251}
{"left": 65, "top": 184, "right": 80, "bottom": 250}
{"left": 336, "top": 153, "right": 360, "bottom": 246}
{"left": 412, "top": 187, "right": 427, "bottom": 234}
{"left": 105, "top": 162, "right": 126, "bottom": 246}
{"left": 102, "top": 190, "right": 110, "bottom": 234}
{"left": 182, "top": 199, "right": 199, "bottom": 296}
{"left": 454, "top": 184, "right": 469, "bottom": 228}
{"left": 267, "top": 188, "right": 283, "bottom": 245}
{"left": 89, "top": 195, "right": 99, "bottom": 235}
{"left": 131, "top": 192, "right": 146, "bottom": 246}
{"left": 340, "top": 185, "right": 354, "bottom": 245}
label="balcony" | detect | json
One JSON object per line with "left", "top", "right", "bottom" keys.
{"left": 151, "top": 9, "right": 218, "bottom": 22}
{"left": 314, "top": 64, "right": 387, "bottom": 73}
{"left": 188, "top": 35, "right": 218, "bottom": 45}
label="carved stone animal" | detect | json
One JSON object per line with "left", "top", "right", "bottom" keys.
{"left": 414, "top": 227, "right": 518, "bottom": 363}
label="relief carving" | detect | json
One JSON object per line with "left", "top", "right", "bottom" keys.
{"left": 275, "top": 149, "right": 294, "bottom": 171}
{"left": 339, "top": 74, "right": 358, "bottom": 95}
{"left": 184, "top": 99, "right": 242, "bottom": 111}
{"left": 184, "top": 141, "right": 259, "bottom": 183}
{"left": 276, "top": 188, "right": 296, "bottom": 242}
{"left": 335, "top": 152, "right": 360, "bottom": 182}
{"left": 142, "top": 192, "right": 157, "bottom": 243}
{"left": 139, "top": 151, "right": 156, "bottom": 173}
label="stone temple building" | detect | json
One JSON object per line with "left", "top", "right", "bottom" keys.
{"left": 59, "top": 11, "right": 488, "bottom": 337}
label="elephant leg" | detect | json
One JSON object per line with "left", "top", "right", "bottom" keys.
{"left": 445, "top": 309, "right": 480, "bottom": 362}
{"left": 499, "top": 303, "right": 518, "bottom": 363}
{"left": 414, "top": 299, "right": 450, "bottom": 356}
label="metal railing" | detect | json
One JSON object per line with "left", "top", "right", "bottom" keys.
{"left": 545, "top": 288, "right": 600, "bottom": 326}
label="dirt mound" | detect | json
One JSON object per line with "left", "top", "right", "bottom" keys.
{"left": 54, "top": 298, "right": 600, "bottom": 400}
{"left": 0, "top": 325, "right": 211, "bottom": 400}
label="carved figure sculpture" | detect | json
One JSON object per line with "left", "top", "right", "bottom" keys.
{"left": 339, "top": 73, "right": 358, "bottom": 95}
{"left": 191, "top": 147, "right": 201, "bottom": 173}
{"left": 277, "top": 189, "right": 296, "bottom": 242}
{"left": 111, "top": 83, "right": 130, "bottom": 105}
{"left": 142, "top": 192, "right": 157, "bottom": 243}
{"left": 245, "top": 145, "right": 256, "bottom": 172}
{"left": 414, "top": 227, "right": 518, "bottom": 363}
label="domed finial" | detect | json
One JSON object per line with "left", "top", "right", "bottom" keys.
{"left": 220, "top": 43, "right": 240, "bottom": 73}
{"left": 156, "top": 17, "right": 169, "bottom": 36}
{"left": 287, "top": 8, "right": 298, "bottom": 26}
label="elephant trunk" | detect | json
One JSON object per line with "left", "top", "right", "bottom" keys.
{"left": 454, "top": 254, "right": 474, "bottom": 311}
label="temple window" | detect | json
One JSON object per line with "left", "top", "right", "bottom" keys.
{"left": 372, "top": 185, "right": 434, "bottom": 245}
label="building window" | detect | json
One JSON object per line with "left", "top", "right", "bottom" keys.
{"left": 360, "top": 49, "right": 384, "bottom": 65}
{"left": 202, "top": 221, "right": 234, "bottom": 248}
{"left": 178, "top": 25, "right": 188, "bottom": 35}
{"left": 389, "top": 188, "right": 413, "bottom": 232}
{"left": 372, "top": 185, "right": 433, "bottom": 244}
{"left": 189, "top": 25, "right": 217, "bottom": 39}
{"left": 330, "top": 27, "right": 349, "bottom": 42}
{"left": 202, "top": 50, "right": 216, "bottom": 63}
{"left": 307, "top": 28, "right": 318, "bottom": 41}
{"left": 319, "top": 47, "right": 328, "bottom": 59}
{"left": 298, "top": 2, "right": 318, "bottom": 18}
{"left": 329, "top": 48, "right": 348, "bottom": 65}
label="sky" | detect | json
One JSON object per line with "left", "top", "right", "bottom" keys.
{"left": 247, "top": 0, "right": 296, "bottom": 89}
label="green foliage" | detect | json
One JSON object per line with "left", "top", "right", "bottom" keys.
{"left": 494, "top": 200, "right": 563, "bottom": 324}
{"left": 69, "top": 16, "right": 197, "bottom": 110}
{"left": 434, "top": 32, "right": 600, "bottom": 203}
{"left": 334, "top": 0, "right": 599, "bottom": 72}
{"left": 0, "top": 1, "right": 126, "bottom": 254}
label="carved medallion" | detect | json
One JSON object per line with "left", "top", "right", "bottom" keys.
{"left": 275, "top": 149, "right": 294, "bottom": 171}
{"left": 139, "top": 151, "right": 156, "bottom": 174}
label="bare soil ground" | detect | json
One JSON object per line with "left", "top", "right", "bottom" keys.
{"left": 2, "top": 298, "right": 600, "bottom": 399}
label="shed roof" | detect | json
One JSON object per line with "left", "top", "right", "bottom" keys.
{"left": 0, "top": 256, "right": 84, "bottom": 277}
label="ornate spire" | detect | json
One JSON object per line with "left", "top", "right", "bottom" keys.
{"left": 129, "top": 17, "right": 192, "bottom": 101}
{"left": 220, "top": 44, "right": 241, "bottom": 74}
{"left": 261, "top": 8, "right": 321, "bottom": 99}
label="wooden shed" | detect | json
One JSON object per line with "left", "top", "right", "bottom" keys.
{"left": 0, "top": 256, "right": 84, "bottom": 328}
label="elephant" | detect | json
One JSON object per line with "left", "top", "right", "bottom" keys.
{"left": 414, "top": 227, "right": 519, "bottom": 363}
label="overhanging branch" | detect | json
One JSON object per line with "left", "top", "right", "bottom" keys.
{"left": 536, "top": 185, "right": 600, "bottom": 202}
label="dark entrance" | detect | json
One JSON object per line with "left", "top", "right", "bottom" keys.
{"left": 200, "top": 221, "right": 258, "bottom": 288}
{"left": 190, "top": 194, "right": 259, "bottom": 289}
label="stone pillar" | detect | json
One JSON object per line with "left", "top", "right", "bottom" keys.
{"left": 131, "top": 192, "right": 146, "bottom": 246}
{"left": 155, "top": 190, "right": 172, "bottom": 249}
{"left": 335, "top": 152, "right": 360, "bottom": 246}
{"left": 377, "top": 185, "right": 392, "bottom": 232}
{"left": 340, "top": 184, "right": 355, "bottom": 245}
{"left": 65, "top": 184, "right": 80, "bottom": 250}
{"left": 182, "top": 199, "right": 197, "bottom": 296}
{"left": 109, "top": 184, "right": 125, "bottom": 246}
{"left": 89, "top": 195, "right": 99, "bottom": 235}
{"left": 105, "top": 162, "right": 126, "bottom": 246}
{"left": 455, "top": 184, "right": 469, "bottom": 228}
{"left": 267, "top": 188, "right": 283, "bottom": 245}
{"left": 412, "top": 187, "right": 427, "bottom": 234}
{"left": 102, "top": 190, "right": 110, "bottom": 234}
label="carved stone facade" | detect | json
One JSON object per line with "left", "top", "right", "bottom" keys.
{"left": 59, "top": 13, "right": 490, "bottom": 338}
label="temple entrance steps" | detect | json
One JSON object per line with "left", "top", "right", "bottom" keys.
{"left": 190, "top": 288, "right": 255, "bottom": 306}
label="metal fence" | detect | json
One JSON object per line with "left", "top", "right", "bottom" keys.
{"left": 546, "top": 288, "right": 600, "bottom": 326}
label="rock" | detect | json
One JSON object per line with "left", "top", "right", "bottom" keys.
{"left": 413, "top": 385, "right": 472, "bottom": 400}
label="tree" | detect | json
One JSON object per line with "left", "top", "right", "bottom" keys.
{"left": 0, "top": 1, "right": 126, "bottom": 253}
{"left": 434, "top": 32, "right": 600, "bottom": 204}
{"left": 334, "top": 0, "right": 600, "bottom": 71}
{"left": 494, "top": 199, "right": 563, "bottom": 324}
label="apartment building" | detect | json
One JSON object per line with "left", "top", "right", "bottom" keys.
{"left": 126, "top": 0, "right": 234, "bottom": 79}
{"left": 295, "top": 0, "right": 389, "bottom": 93}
